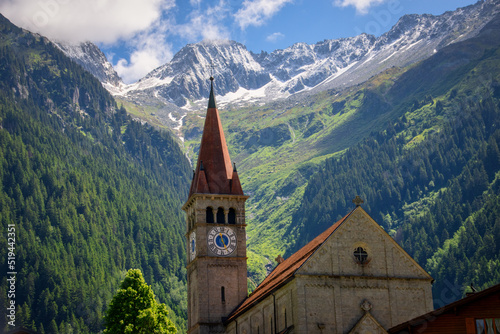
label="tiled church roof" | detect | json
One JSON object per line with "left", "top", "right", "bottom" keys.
{"left": 188, "top": 77, "right": 244, "bottom": 197}
{"left": 225, "top": 208, "right": 357, "bottom": 323}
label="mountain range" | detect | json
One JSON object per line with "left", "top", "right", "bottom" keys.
{"left": 58, "top": 0, "right": 500, "bottom": 114}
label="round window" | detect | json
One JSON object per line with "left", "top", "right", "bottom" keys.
{"left": 353, "top": 247, "right": 368, "bottom": 264}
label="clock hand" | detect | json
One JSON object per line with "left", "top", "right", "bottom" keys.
{"left": 218, "top": 233, "right": 228, "bottom": 250}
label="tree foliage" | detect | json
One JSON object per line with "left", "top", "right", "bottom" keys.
{"left": 0, "top": 14, "right": 190, "bottom": 333}
{"left": 288, "top": 80, "right": 500, "bottom": 305}
{"left": 104, "top": 269, "right": 177, "bottom": 334}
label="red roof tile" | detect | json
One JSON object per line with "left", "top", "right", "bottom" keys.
{"left": 225, "top": 208, "right": 356, "bottom": 323}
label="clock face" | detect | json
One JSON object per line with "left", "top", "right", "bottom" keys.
{"left": 190, "top": 231, "right": 196, "bottom": 261}
{"left": 207, "top": 226, "right": 237, "bottom": 256}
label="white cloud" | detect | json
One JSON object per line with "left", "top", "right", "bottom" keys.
{"left": 175, "top": 0, "right": 231, "bottom": 42}
{"left": 234, "top": 0, "right": 293, "bottom": 30}
{"left": 0, "top": 0, "right": 179, "bottom": 84}
{"left": 266, "top": 32, "right": 284, "bottom": 42}
{"left": 0, "top": 0, "right": 257, "bottom": 84}
{"left": 333, "top": 0, "right": 387, "bottom": 14}
{"left": 0, "top": 0, "right": 174, "bottom": 44}
{"left": 113, "top": 26, "right": 174, "bottom": 84}
{"left": 117, "top": 0, "right": 233, "bottom": 84}
{"left": 115, "top": 49, "right": 165, "bottom": 84}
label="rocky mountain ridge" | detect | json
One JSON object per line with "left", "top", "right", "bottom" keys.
{"left": 57, "top": 0, "right": 500, "bottom": 120}
{"left": 54, "top": 41, "right": 123, "bottom": 88}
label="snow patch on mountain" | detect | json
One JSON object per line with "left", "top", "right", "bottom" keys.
{"left": 55, "top": 0, "right": 500, "bottom": 131}
{"left": 116, "top": 0, "right": 499, "bottom": 111}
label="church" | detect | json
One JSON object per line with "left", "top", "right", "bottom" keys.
{"left": 182, "top": 77, "right": 434, "bottom": 334}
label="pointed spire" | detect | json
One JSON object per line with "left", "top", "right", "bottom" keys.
{"left": 208, "top": 76, "right": 216, "bottom": 109}
{"left": 196, "top": 168, "right": 210, "bottom": 193}
{"left": 188, "top": 77, "right": 244, "bottom": 197}
{"left": 230, "top": 164, "right": 243, "bottom": 195}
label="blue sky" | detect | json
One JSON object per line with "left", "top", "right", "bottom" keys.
{"left": 0, "top": 0, "right": 478, "bottom": 83}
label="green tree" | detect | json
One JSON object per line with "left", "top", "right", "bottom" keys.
{"left": 104, "top": 269, "right": 177, "bottom": 334}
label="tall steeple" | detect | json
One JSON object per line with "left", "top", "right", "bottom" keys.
{"left": 188, "top": 76, "right": 244, "bottom": 197}
{"left": 183, "top": 76, "right": 249, "bottom": 334}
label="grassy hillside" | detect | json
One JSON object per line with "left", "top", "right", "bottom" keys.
{"left": 0, "top": 14, "right": 191, "bottom": 333}
{"left": 178, "top": 67, "right": 409, "bottom": 282}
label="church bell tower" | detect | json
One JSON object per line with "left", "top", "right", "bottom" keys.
{"left": 182, "top": 77, "right": 249, "bottom": 334}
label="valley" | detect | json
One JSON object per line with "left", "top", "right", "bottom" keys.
{"left": 0, "top": 0, "right": 499, "bottom": 332}
{"left": 56, "top": 0, "right": 500, "bottom": 300}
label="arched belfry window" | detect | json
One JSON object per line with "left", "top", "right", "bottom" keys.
{"left": 206, "top": 207, "right": 214, "bottom": 224}
{"left": 217, "top": 207, "right": 225, "bottom": 224}
{"left": 228, "top": 208, "right": 236, "bottom": 224}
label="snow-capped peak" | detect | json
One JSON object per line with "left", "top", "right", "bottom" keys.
{"left": 56, "top": 0, "right": 500, "bottom": 113}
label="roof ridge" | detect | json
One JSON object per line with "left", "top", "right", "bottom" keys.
{"left": 295, "top": 207, "right": 356, "bottom": 273}
{"left": 226, "top": 208, "right": 356, "bottom": 323}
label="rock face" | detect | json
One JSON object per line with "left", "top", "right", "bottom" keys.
{"left": 315, "top": 0, "right": 500, "bottom": 93}
{"left": 57, "top": 0, "right": 500, "bottom": 111}
{"left": 259, "top": 34, "right": 376, "bottom": 90}
{"left": 54, "top": 41, "right": 123, "bottom": 88}
{"left": 125, "top": 41, "right": 272, "bottom": 107}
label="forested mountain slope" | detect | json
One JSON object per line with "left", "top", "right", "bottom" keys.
{"left": 0, "top": 14, "right": 191, "bottom": 333}
{"left": 37, "top": 1, "right": 500, "bottom": 302}
{"left": 286, "top": 15, "right": 500, "bottom": 301}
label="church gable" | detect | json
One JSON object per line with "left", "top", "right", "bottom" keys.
{"left": 348, "top": 303, "right": 388, "bottom": 334}
{"left": 298, "top": 207, "right": 431, "bottom": 280}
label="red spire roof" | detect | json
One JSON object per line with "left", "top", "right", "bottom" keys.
{"left": 188, "top": 77, "right": 244, "bottom": 197}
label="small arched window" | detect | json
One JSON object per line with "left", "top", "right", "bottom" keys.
{"left": 206, "top": 207, "right": 214, "bottom": 224}
{"left": 221, "top": 286, "right": 225, "bottom": 303}
{"left": 217, "top": 207, "right": 225, "bottom": 224}
{"left": 228, "top": 208, "right": 236, "bottom": 224}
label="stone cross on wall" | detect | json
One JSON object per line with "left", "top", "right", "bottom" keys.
{"left": 361, "top": 300, "right": 372, "bottom": 312}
